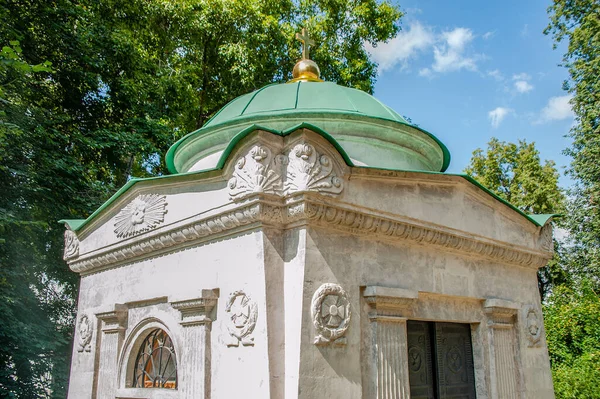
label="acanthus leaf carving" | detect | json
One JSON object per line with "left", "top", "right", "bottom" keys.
{"left": 311, "top": 283, "right": 351, "bottom": 346}
{"left": 224, "top": 290, "right": 258, "bottom": 347}
{"left": 114, "top": 194, "right": 167, "bottom": 238}
{"left": 63, "top": 229, "right": 79, "bottom": 260}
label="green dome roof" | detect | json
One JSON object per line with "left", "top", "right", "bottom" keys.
{"left": 166, "top": 81, "right": 450, "bottom": 174}
{"left": 204, "top": 81, "right": 410, "bottom": 127}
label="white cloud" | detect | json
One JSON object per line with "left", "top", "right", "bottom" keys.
{"left": 487, "top": 69, "right": 504, "bottom": 81}
{"left": 365, "top": 21, "right": 434, "bottom": 72}
{"left": 488, "top": 107, "right": 512, "bottom": 128}
{"left": 514, "top": 80, "right": 534, "bottom": 93}
{"left": 536, "top": 95, "right": 574, "bottom": 123}
{"left": 483, "top": 31, "right": 495, "bottom": 40}
{"left": 431, "top": 28, "right": 478, "bottom": 73}
{"left": 512, "top": 72, "right": 531, "bottom": 81}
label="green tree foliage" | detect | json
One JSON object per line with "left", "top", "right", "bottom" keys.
{"left": 545, "top": 2, "right": 600, "bottom": 397}
{"left": 546, "top": 0, "right": 600, "bottom": 283}
{"left": 0, "top": 0, "right": 402, "bottom": 396}
{"left": 464, "top": 138, "right": 566, "bottom": 299}
{"left": 543, "top": 281, "right": 600, "bottom": 398}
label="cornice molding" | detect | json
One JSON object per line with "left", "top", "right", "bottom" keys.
{"left": 67, "top": 195, "right": 553, "bottom": 275}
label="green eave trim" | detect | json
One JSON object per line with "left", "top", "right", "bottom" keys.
{"left": 58, "top": 219, "right": 86, "bottom": 230}
{"left": 213, "top": 122, "right": 355, "bottom": 169}
{"left": 527, "top": 214, "right": 559, "bottom": 226}
{"left": 165, "top": 111, "right": 450, "bottom": 174}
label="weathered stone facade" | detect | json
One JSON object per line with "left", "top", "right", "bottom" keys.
{"left": 64, "top": 128, "right": 554, "bottom": 398}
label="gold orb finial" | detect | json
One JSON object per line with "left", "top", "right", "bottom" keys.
{"left": 289, "top": 28, "right": 323, "bottom": 83}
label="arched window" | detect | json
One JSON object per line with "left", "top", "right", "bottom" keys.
{"left": 132, "top": 328, "right": 177, "bottom": 389}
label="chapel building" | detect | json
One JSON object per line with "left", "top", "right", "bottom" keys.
{"left": 62, "top": 32, "right": 555, "bottom": 399}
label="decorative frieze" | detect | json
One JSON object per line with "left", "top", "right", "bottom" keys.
{"left": 77, "top": 313, "right": 93, "bottom": 353}
{"left": 311, "top": 283, "right": 351, "bottom": 346}
{"left": 67, "top": 197, "right": 553, "bottom": 275}
{"left": 63, "top": 229, "right": 79, "bottom": 261}
{"left": 224, "top": 290, "right": 258, "bottom": 347}
{"left": 114, "top": 194, "right": 167, "bottom": 238}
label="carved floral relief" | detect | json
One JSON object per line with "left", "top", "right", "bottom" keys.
{"left": 228, "top": 145, "right": 287, "bottom": 199}
{"left": 284, "top": 142, "right": 343, "bottom": 195}
{"left": 63, "top": 229, "right": 79, "bottom": 260}
{"left": 228, "top": 140, "right": 344, "bottom": 200}
{"left": 224, "top": 290, "right": 258, "bottom": 347}
{"left": 311, "top": 283, "right": 351, "bottom": 345}
{"left": 77, "top": 313, "right": 93, "bottom": 353}
{"left": 114, "top": 194, "right": 167, "bottom": 238}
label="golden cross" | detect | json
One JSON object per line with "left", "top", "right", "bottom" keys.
{"left": 296, "top": 28, "right": 315, "bottom": 60}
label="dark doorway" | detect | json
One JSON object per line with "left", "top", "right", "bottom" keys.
{"left": 407, "top": 321, "right": 477, "bottom": 399}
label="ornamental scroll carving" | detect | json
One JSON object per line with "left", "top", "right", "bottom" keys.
{"left": 539, "top": 224, "right": 553, "bottom": 253}
{"left": 228, "top": 140, "right": 344, "bottom": 200}
{"left": 63, "top": 229, "right": 79, "bottom": 260}
{"left": 77, "top": 313, "right": 93, "bottom": 352}
{"left": 311, "top": 283, "right": 351, "bottom": 346}
{"left": 224, "top": 290, "right": 258, "bottom": 347}
{"left": 114, "top": 194, "right": 167, "bottom": 238}
{"left": 523, "top": 305, "right": 542, "bottom": 347}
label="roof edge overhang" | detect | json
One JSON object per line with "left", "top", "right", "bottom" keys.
{"left": 165, "top": 112, "right": 451, "bottom": 174}
{"left": 61, "top": 125, "right": 546, "bottom": 234}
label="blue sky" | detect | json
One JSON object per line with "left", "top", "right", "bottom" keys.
{"left": 366, "top": 0, "right": 574, "bottom": 187}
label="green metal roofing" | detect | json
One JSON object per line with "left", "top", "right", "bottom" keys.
{"left": 166, "top": 81, "right": 451, "bottom": 175}
{"left": 205, "top": 81, "right": 410, "bottom": 128}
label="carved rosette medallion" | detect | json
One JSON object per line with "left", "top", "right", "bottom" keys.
{"left": 228, "top": 145, "right": 287, "bottom": 199}
{"left": 311, "top": 283, "right": 351, "bottom": 346}
{"left": 77, "top": 313, "right": 93, "bottom": 352}
{"left": 285, "top": 142, "right": 343, "bottom": 195}
{"left": 524, "top": 305, "right": 542, "bottom": 347}
{"left": 63, "top": 229, "right": 79, "bottom": 260}
{"left": 224, "top": 290, "right": 258, "bottom": 347}
{"left": 114, "top": 194, "right": 167, "bottom": 238}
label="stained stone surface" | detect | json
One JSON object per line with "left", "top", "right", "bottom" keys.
{"left": 64, "top": 129, "right": 555, "bottom": 399}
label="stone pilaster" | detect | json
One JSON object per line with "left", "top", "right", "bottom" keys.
{"left": 484, "top": 299, "right": 521, "bottom": 399}
{"left": 171, "top": 289, "right": 218, "bottom": 399}
{"left": 363, "top": 286, "right": 418, "bottom": 399}
{"left": 95, "top": 305, "right": 128, "bottom": 399}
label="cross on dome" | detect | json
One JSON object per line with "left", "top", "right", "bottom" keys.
{"left": 296, "top": 28, "right": 315, "bottom": 60}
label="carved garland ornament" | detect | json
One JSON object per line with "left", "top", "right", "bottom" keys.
{"left": 228, "top": 141, "right": 343, "bottom": 200}
{"left": 114, "top": 194, "right": 167, "bottom": 238}
{"left": 311, "top": 283, "right": 351, "bottom": 346}
{"left": 524, "top": 305, "right": 542, "bottom": 347}
{"left": 63, "top": 229, "right": 79, "bottom": 260}
{"left": 225, "top": 290, "right": 258, "bottom": 347}
{"left": 77, "top": 313, "right": 93, "bottom": 352}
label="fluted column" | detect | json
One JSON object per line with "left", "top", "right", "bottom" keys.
{"left": 363, "top": 286, "right": 418, "bottom": 399}
{"left": 171, "top": 289, "right": 218, "bottom": 399}
{"left": 484, "top": 299, "right": 521, "bottom": 399}
{"left": 95, "top": 305, "right": 128, "bottom": 399}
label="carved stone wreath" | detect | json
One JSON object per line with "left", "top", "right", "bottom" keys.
{"left": 224, "top": 290, "right": 258, "bottom": 347}
{"left": 77, "top": 313, "right": 93, "bottom": 353}
{"left": 63, "top": 229, "right": 79, "bottom": 260}
{"left": 524, "top": 305, "right": 542, "bottom": 347}
{"left": 114, "top": 194, "right": 167, "bottom": 238}
{"left": 311, "top": 283, "right": 351, "bottom": 346}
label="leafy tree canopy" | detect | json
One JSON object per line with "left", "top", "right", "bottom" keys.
{"left": 0, "top": 0, "right": 402, "bottom": 396}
